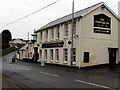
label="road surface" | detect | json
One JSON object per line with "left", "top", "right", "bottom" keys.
{"left": 2, "top": 52, "right": 120, "bottom": 89}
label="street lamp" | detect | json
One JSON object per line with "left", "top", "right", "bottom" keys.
{"left": 71, "top": 0, "right": 74, "bottom": 68}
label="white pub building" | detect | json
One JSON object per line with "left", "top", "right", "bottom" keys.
{"left": 18, "top": 2, "right": 120, "bottom": 68}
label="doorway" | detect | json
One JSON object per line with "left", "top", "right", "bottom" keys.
{"left": 34, "top": 47, "right": 39, "bottom": 62}
{"left": 108, "top": 48, "right": 117, "bottom": 65}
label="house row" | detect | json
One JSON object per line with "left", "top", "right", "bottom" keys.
{"left": 9, "top": 38, "right": 29, "bottom": 48}
{"left": 17, "top": 2, "right": 120, "bottom": 68}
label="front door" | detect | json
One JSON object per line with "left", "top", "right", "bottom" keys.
{"left": 109, "top": 48, "right": 117, "bottom": 65}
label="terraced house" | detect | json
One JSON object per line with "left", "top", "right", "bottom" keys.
{"left": 18, "top": 2, "right": 120, "bottom": 68}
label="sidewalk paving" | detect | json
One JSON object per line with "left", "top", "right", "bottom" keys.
{"left": 2, "top": 76, "right": 19, "bottom": 88}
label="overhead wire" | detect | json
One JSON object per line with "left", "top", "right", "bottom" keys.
{"left": 4, "top": 0, "right": 61, "bottom": 27}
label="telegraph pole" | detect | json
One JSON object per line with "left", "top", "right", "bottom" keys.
{"left": 118, "top": 1, "right": 120, "bottom": 65}
{"left": 28, "top": 32, "right": 29, "bottom": 40}
{"left": 71, "top": 0, "right": 74, "bottom": 68}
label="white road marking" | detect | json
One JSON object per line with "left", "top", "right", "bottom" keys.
{"left": 39, "top": 71, "right": 60, "bottom": 77}
{"left": 16, "top": 67, "right": 30, "bottom": 71}
{"left": 75, "top": 79, "right": 111, "bottom": 89}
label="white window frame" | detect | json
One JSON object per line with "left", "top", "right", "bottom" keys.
{"left": 50, "top": 49, "right": 53, "bottom": 60}
{"left": 45, "top": 50, "right": 47, "bottom": 60}
{"left": 73, "top": 21, "right": 76, "bottom": 35}
{"left": 72, "top": 48, "right": 76, "bottom": 64}
{"left": 56, "top": 26, "right": 60, "bottom": 38}
{"left": 63, "top": 49, "right": 68, "bottom": 63}
{"left": 40, "top": 31, "right": 42, "bottom": 41}
{"left": 40, "top": 50, "right": 42, "bottom": 59}
{"left": 55, "top": 49, "right": 59, "bottom": 62}
{"left": 30, "top": 52, "right": 32, "bottom": 57}
{"left": 65, "top": 23, "right": 68, "bottom": 36}
{"left": 51, "top": 28, "right": 54, "bottom": 39}
{"left": 46, "top": 30, "right": 48, "bottom": 40}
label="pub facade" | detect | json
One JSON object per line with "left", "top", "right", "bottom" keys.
{"left": 21, "top": 2, "right": 120, "bottom": 68}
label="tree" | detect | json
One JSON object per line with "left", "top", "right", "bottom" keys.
{"left": 1, "top": 29, "right": 12, "bottom": 49}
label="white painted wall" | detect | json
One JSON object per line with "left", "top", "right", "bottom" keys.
{"left": 79, "top": 5, "right": 119, "bottom": 67}
{"left": 34, "top": 5, "right": 119, "bottom": 67}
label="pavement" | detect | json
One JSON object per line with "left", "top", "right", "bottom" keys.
{"left": 2, "top": 75, "right": 19, "bottom": 88}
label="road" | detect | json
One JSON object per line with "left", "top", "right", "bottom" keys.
{"left": 2, "top": 52, "right": 120, "bottom": 89}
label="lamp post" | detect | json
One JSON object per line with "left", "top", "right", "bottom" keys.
{"left": 71, "top": 0, "right": 74, "bottom": 68}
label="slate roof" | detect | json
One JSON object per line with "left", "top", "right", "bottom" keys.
{"left": 19, "top": 44, "right": 28, "bottom": 51}
{"left": 35, "top": 2, "right": 119, "bottom": 33}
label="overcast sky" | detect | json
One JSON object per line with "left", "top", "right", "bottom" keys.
{"left": 0, "top": 0, "right": 119, "bottom": 40}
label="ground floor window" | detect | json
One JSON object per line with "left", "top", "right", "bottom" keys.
{"left": 56, "top": 49, "right": 59, "bottom": 61}
{"left": 72, "top": 48, "right": 76, "bottom": 62}
{"left": 84, "top": 52, "right": 89, "bottom": 63}
{"left": 50, "top": 49, "right": 53, "bottom": 60}
{"left": 64, "top": 49, "right": 68, "bottom": 62}
{"left": 30, "top": 52, "right": 32, "bottom": 57}
{"left": 40, "top": 50, "right": 42, "bottom": 59}
{"left": 45, "top": 50, "right": 47, "bottom": 59}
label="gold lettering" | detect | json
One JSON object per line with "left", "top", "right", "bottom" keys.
{"left": 102, "top": 22, "right": 105, "bottom": 24}
{"left": 100, "top": 18, "right": 104, "bottom": 21}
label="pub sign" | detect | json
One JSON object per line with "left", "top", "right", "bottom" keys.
{"left": 94, "top": 14, "right": 111, "bottom": 28}
{"left": 42, "top": 42, "right": 64, "bottom": 48}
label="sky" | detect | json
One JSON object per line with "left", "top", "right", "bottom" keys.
{"left": 0, "top": 0, "right": 120, "bottom": 40}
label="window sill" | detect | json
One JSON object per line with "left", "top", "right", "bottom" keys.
{"left": 63, "top": 37, "right": 68, "bottom": 39}
{"left": 63, "top": 61, "right": 68, "bottom": 64}
{"left": 50, "top": 60, "right": 54, "bottom": 62}
{"left": 55, "top": 38, "right": 59, "bottom": 40}
{"left": 72, "top": 62, "right": 76, "bottom": 65}
{"left": 70, "top": 35, "right": 79, "bottom": 38}
{"left": 50, "top": 39, "right": 54, "bottom": 41}
{"left": 44, "top": 40, "right": 48, "bottom": 42}
{"left": 55, "top": 60, "right": 59, "bottom": 63}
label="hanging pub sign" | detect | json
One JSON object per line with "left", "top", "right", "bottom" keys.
{"left": 42, "top": 41, "right": 64, "bottom": 48}
{"left": 94, "top": 14, "right": 111, "bottom": 28}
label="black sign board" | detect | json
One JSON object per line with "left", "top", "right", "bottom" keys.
{"left": 94, "top": 28, "right": 111, "bottom": 34}
{"left": 94, "top": 14, "right": 111, "bottom": 28}
{"left": 42, "top": 42, "right": 64, "bottom": 48}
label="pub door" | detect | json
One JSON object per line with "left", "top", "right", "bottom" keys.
{"left": 109, "top": 48, "right": 117, "bottom": 65}
{"left": 34, "top": 47, "right": 39, "bottom": 62}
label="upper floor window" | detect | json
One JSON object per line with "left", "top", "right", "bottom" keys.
{"left": 65, "top": 23, "right": 68, "bottom": 36}
{"left": 51, "top": 28, "right": 54, "bottom": 39}
{"left": 56, "top": 26, "right": 60, "bottom": 38}
{"left": 73, "top": 21, "right": 76, "bottom": 35}
{"left": 46, "top": 30, "right": 48, "bottom": 40}
{"left": 40, "top": 31, "right": 42, "bottom": 41}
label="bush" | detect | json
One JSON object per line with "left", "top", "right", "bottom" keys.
{"left": 1, "top": 47, "right": 15, "bottom": 56}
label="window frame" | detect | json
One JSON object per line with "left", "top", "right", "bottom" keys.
{"left": 72, "top": 48, "right": 76, "bottom": 63}
{"left": 46, "top": 30, "right": 48, "bottom": 40}
{"left": 84, "top": 52, "right": 90, "bottom": 63}
{"left": 51, "top": 28, "right": 54, "bottom": 39}
{"left": 50, "top": 49, "right": 53, "bottom": 60}
{"left": 65, "top": 23, "right": 69, "bottom": 36}
{"left": 56, "top": 26, "right": 60, "bottom": 38}
{"left": 45, "top": 50, "right": 47, "bottom": 59}
{"left": 40, "top": 31, "right": 42, "bottom": 41}
{"left": 40, "top": 50, "right": 42, "bottom": 59}
{"left": 73, "top": 21, "right": 76, "bottom": 35}
{"left": 64, "top": 49, "right": 68, "bottom": 62}
{"left": 56, "top": 49, "right": 59, "bottom": 61}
